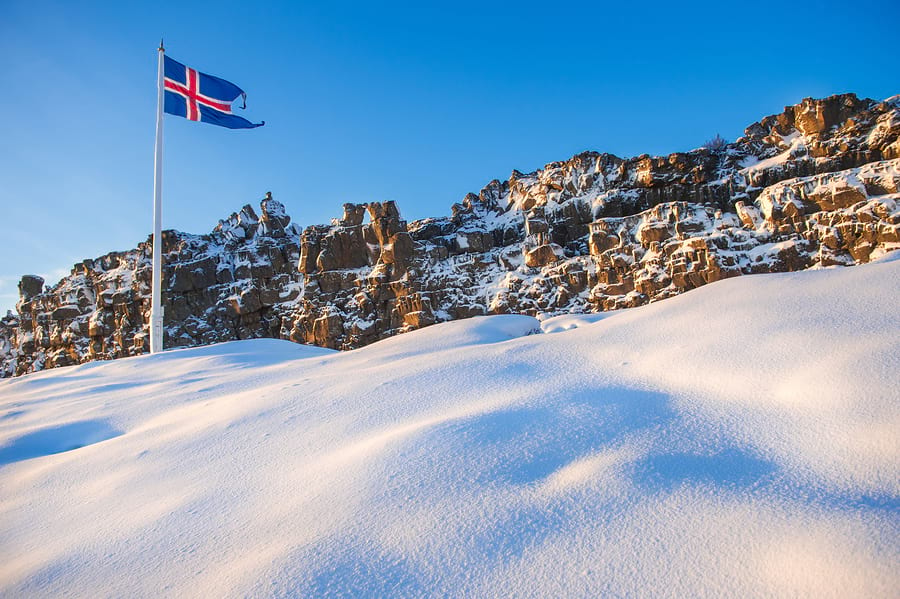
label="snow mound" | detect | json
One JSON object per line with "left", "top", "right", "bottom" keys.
{"left": 0, "top": 420, "right": 122, "bottom": 466}
{"left": 329, "top": 313, "right": 541, "bottom": 365}
{"left": 1, "top": 260, "right": 898, "bottom": 597}
{"left": 539, "top": 312, "right": 614, "bottom": 333}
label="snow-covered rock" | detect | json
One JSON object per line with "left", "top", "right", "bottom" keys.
{"left": 2, "top": 93, "right": 899, "bottom": 376}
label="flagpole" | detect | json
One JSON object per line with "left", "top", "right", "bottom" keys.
{"left": 150, "top": 40, "right": 165, "bottom": 354}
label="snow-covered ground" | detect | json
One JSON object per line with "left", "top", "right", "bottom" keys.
{"left": 1, "top": 256, "right": 898, "bottom": 598}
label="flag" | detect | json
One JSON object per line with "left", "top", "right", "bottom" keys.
{"left": 163, "top": 56, "right": 264, "bottom": 129}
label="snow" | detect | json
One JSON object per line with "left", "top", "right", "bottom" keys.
{"left": 1, "top": 260, "right": 899, "bottom": 597}
{"left": 740, "top": 131, "right": 803, "bottom": 174}
{"left": 538, "top": 312, "right": 613, "bottom": 332}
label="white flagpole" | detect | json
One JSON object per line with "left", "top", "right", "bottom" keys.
{"left": 150, "top": 40, "right": 165, "bottom": 354}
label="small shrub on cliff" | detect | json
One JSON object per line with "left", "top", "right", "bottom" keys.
{"left": 704, "top": 133, "right": 727, "bottom": 152}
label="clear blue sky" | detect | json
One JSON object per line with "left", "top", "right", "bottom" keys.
{"left": 2, "top": 0, "right": 898, "bottom": 313}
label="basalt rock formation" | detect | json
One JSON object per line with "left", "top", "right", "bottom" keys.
{"left": 2, "top": 93, "right": 898, "bottom": 376}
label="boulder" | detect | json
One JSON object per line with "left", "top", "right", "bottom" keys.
{"left": 524, "top": 244, "right": 564, "bottom": 268}
{"left": 51, "top": 306, "right": 81, "bottom": 321}
{"left": 259, "top": 192, "right": 291, "bottom": 235}
{"left": 18, "top": 275, "right": 44, "bottom": 301}
{"left": 340, "top": 203, "right": 367, "bottom": 227}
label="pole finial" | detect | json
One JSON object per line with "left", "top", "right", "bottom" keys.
{"left": 159, "top": 38, "right": 165, "bottom": 52}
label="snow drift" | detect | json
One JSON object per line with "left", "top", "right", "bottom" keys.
{"left": 1, "top": 256, "right": 898, "bottom": 597}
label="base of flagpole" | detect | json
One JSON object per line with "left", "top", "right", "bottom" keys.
{"left": 149, "top": 308, "right": 164, "bottom": 354}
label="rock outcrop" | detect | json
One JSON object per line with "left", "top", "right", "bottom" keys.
{"left": 2, "top": 93, "right": 898, "bottom": 376}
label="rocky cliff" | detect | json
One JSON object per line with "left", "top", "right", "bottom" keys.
{"left": 2, "top": 93, "right": 899, "bottom": 377}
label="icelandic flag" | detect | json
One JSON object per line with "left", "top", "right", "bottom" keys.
{"left": 163, "top": 56, "right": 264, "bottom": 129}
